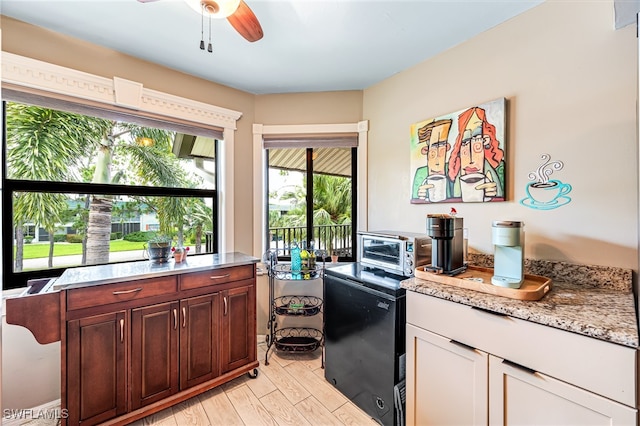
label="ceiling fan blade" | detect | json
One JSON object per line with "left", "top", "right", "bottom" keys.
{"left": 227, "top": 0, "right": 263, "bottom": 42}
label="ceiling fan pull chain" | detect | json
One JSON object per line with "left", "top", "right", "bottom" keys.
{"left": 208, "top": 14, "right": 213, "bottom": 53}
{"left": 199, "top": 3, "right": 205, "bottom": 50}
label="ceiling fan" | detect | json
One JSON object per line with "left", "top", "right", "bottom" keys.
{"left": 138, "top": 0, "right": 263, "bottom": 43}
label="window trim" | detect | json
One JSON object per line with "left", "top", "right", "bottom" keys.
{"left": 1, "top": 51, "right": 242, "bottom": 254}
{"left": 252, "top": 121, "right": 369, "bottom": 260}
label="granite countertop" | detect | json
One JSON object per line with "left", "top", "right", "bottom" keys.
{"left": 52, "top": 252, "right": 259, "bottom": 290}
{"left": 402, "top": 254, "right": 639, "bottom": 349}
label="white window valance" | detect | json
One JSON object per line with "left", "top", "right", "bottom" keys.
{"left": 1, "top": 52, "right": 242, "bottom": 132}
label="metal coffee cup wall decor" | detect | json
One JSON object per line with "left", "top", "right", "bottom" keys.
{"left": 520, "top": 153, "right": 572, "bottom": 210}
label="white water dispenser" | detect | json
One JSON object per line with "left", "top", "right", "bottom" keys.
{"left": 491, "top": 221, "right": 525, "bottom": 288}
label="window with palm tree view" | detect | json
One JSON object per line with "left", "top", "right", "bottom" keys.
{"left": 267, "top": 146, "right": 355, "bottom": 261}
{"left": 3, "top": 101, "right": 218, "bottom": 290}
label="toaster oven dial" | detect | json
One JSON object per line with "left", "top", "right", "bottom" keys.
{"left": 405, "top": 253, "right": 413, "bottom": 266}
{"left": 405, "top": 256, "right": 414, "bottom": 275}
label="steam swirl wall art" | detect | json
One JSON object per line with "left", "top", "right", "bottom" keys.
{"left": 410, "top": 98, "right": 506, "bottom": 204}
{"left": 520, "top": 154, "right": 572, "bottom": 210}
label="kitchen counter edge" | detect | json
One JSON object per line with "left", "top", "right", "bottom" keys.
{"left": 401, "top": 276, "right": 639, "bottom": 348}
{"left": 52, "top": 252, "right": 259, "bottom": 291}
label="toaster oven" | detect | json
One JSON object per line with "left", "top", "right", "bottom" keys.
{"left": 357, "top": 231, "right": 431, "bottom": 277}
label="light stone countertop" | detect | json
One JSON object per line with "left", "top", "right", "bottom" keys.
{"left": 402, "top": 254, "right": 639, "bottom": 348}
{"left": 52, "top": 252, "right": 259, "bottom": 290}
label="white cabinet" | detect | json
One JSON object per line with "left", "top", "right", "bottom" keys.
{"left": 406, "top": 291, "right": 638, "bottom": 426}
{"left": 406, "top": 324, "right": 488, "bottom": 426}
{"left": 489, "top": 356, "right": 637, "bottom": 426}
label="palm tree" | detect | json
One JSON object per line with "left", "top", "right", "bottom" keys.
{"left": 6, "top": 102, "right": 190, "bottom": 267}
{"left": 15, "top": 192, "right": 67, "bottom": 268}
{"left": 312, "top": 174, "right": 352, "bottom": 225}
{"left": 6, "top": 103, "right": 101, "bottom": 271}
{"left": 273, "top": 173, "right": 352, "bottom": 252}
{"left": 85, "top": 123, "right": 185, "bottom": 265}
{"left": 186, "top": 199, "right": 213, "bottom": 253}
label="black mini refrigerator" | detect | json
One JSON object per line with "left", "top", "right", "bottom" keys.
{"left": 323, "top": 263, "right": 406, "bottom": 426}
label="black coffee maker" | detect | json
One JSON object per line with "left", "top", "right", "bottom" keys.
{"left": 426, "top": 214, "right": 466, "bottom": 275}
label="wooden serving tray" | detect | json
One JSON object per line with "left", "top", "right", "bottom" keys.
{"left": 414, "top": 265, "right": 552, "bottom": 301}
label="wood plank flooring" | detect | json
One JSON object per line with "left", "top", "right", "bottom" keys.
{"left": 131, "top": 341, "right": 378, "bottom": 426}
{"left": 3, "top": 340, "right": 378, "bottom": 426}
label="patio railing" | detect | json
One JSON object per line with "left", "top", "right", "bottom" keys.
{"left": 269, "top": 224, "right": 352, "bottom": 258}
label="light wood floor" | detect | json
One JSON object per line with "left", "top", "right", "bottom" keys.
{"left": 132, "top": 341, "right": 377, "bottom": 426}
{"left": 4, "top": 340, "right": 378, "bottom": 426}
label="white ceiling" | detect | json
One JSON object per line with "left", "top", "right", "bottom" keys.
{"left": 1, "top": 0, "right": 544, "bottom": 95}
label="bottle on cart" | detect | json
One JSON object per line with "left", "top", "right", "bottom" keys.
{"left": 291, "top": 240, "right": 302, "bottom": 272}
{"left": 300, "top": 241, "right": 309, "bottom": 269}
{"left": 308, "top": 241, "right": 316, "bottom": 269}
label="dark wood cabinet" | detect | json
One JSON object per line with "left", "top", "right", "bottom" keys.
{"left": 6, "top": 261, "right": 258, "bottom": 426}
{"left": 66, "top": 310, "right": 127, "bottom": 426}
{"left": 221, "top": 284, "right": 256, "bottom": 373}
{"left": 180, "top": 293, "right": 220, "bottom": 389}
{"left": 131, "top": 301, "right": 179, "bottom": 410}
{"left": 128, "top": 292, "right": 228, "bottom": 411}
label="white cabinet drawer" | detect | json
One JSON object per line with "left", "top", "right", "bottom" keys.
{"left": 407, "top": 291, "right": 637, "bottom": 407}
{"left": 489, "top": 355, "right": 637, "bottom": 426}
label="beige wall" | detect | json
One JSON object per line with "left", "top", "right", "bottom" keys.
{"left": 363, "top": 0, "right": 638, "bottom": 271}
{"left": 255, "top": 91, "right": 363, "bottom": 124}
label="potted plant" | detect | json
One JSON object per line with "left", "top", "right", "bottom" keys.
{"left": 326, "top": 237, "right": 339, "bottom": 263}
{"left": 172, "top": 245, "right": 189, "bottom": 263}
{"left": 144, "top": 233, "right": 172, "bottom": 264}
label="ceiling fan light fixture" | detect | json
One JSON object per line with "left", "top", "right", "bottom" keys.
{"left": 184, "top": 0, "right": 241, "bottom": 19}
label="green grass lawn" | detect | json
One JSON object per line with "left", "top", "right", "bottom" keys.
{"left": 19, "top": 240, "right": 147, "bottom": 259}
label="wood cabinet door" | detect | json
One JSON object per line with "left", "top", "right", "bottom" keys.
{"left": 406, "top": 324, "right": 489, "bottom": 426}
{"left": 488, "top": 355, "right": 637, "bottom": 426}
{"left": 179, "top": 293, "right": 220, "bottom": 389}
{"left": 220, "top": 284, "right": 256, "bottom": 373}
{"left": 130, "top": 302, "right": 179, "bottom": 410}
{"left": 67, "top": 311, "right": 127, "bottom": 426}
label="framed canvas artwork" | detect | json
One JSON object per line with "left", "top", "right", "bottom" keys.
{"left": 410, "top": 98, "right": 506, "bottom": 204}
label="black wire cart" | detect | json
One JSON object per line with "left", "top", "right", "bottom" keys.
{"left": 263, "top": 249, "right": 325, "bottom": 367}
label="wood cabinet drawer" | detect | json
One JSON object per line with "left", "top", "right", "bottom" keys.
{"left": 407, "top": 291, "right": 637, "bottom": 407}
{"left": 67, "top": 276, "right": 177, "bottom": 311}
{"left": 180, "top": 265, "right": 254, "bottom": 291}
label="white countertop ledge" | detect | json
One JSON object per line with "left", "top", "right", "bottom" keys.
{"left": 53, "top": 252, "right": 259, "bottom": 290}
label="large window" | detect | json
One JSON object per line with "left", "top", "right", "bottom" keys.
{"left": 3, "top": 100, "right": 219, "bottom": 290}
{"left": 266, "top": 146, "right": 356, "bottom": 262}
